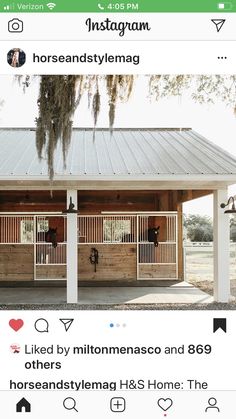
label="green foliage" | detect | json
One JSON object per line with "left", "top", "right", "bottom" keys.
{"left": 184, "top": 213, "right": 236, "bottom": 242}
{"left": 184, "top": 214, "right": 213, "bottom": 242}
{"left": 149, "top": 75, "right": 236, "bottom": 112}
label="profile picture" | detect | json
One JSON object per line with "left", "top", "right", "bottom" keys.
{"left": 7, "top": 48, "right": 26, "bottom": 68}
{"left": 10, "top": 343, "right": 21, "bottom": 354}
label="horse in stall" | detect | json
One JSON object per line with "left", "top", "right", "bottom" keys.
{"left": 121, "top": 226, "right": 160, "bottom": 246}
{"left": 45, "top": 228, "right": 58, "bottom": 248}
{"left": 36, "top": 227, "right": 58, "bottom": 264}
{"left": 148, "top": 226, "right": 160, "bottom": 247}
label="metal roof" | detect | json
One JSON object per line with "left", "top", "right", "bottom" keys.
{"left": 0, "top": 128, "right": 236, "bottom": 181}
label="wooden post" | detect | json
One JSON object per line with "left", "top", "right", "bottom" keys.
{"left": 66, "top": 190, "right": 78, "bottom": 304}
{"left": 213, "top": 189, "right": 230, "bottom": 302}
{"left": 177, "top": 203, "right": 183, "bottom": 280}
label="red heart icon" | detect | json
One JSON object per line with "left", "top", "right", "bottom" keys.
{"left": 9, "top": 319, "right": 24, "bottom": 331}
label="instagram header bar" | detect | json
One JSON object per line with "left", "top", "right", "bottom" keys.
{"left": 0, "top": 14, "right": 236, "bottom": 40}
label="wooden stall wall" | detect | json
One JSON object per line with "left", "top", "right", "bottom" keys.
{"left": 139, "top": 265, "right": 177, "bottom": 279}
{"left": 0, "top": 191, "right": 66, "bottom": 212}
{"left": 78, "top": 191, "right": 158, "bottom": 213}
{"left": 0, "top": 244, "right": 34, "bottom": 281}
{"left": 78, "top": 244, "right": 137, "bottom": 281}
{"left": 0, "top": 189, "right": 213, "bottom": 282}
{"left": 36, "top": 265, "right": 66, "bottom": 280}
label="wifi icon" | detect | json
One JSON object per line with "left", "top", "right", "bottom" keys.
{"left": 47, "top": 2, "right": 56, "bottom": 10}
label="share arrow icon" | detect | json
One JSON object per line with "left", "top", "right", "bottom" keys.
{"left": 59, "top": 318, "right": 74, "bottom": 332}
{"left": 211, "top": 19, "right": 226, "bottom": 32}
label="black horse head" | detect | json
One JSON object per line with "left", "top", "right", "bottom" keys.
{"left": 45, "top": 228, "right": 58, "bottom": 248}
{"left": 148, "top": 226, "right": 160, "bottom": 247}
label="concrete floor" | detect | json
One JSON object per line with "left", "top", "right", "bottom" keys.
{"left": 0, "top": 282, "right": 213, "bottom": 305}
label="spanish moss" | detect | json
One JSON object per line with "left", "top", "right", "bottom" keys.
{"left": 17, "top": 74, "right": 236, "bottom": 179}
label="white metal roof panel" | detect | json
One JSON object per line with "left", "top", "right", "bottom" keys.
{"left": 0, "top": 128, "right": 236, "bottom": 179}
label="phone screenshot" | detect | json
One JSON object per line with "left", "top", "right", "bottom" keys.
{"left": 0, "top": 0, "right": 236, "bottom": 417}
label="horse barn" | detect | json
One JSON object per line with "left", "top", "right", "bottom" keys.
{"left": 0, "top": 127, "right": 236, "bottom": 304}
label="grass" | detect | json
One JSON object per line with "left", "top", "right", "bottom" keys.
{"left": 185, "top": 244, "right": 236, "bottom": 299}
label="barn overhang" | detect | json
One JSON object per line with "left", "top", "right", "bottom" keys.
{"left": 0, "top": 175, "right": 236, "bottom": 191}
{"left": 0, "top": 128, "right": 235, "bottom": 304}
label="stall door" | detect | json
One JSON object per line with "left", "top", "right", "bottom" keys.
{"left": 137, "top": 214, "right": 178, "bottom": 280}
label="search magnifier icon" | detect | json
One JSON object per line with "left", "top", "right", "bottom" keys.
{"left": 63, "top": 397, "right": 78, "bottom": 412}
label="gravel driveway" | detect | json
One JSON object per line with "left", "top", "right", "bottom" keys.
{"left": 0, "top": 302, "right": 235, "bottom": 310}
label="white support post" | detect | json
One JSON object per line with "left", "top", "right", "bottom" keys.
{"left": 66, "top": 190, "right": 78, "bottom": 303}
{"left": 213, "top": 189, "right": 230, "bottom": 302}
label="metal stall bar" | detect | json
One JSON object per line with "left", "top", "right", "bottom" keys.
{"left": 137, "top": 212, "right": 178, "bottom": 280}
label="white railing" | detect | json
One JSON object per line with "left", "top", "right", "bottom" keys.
{"left": 0, "top": 215, "right": 34, "bottom": 244}
{"left": 36, "top": 243, "right": 66, "bottom": 265}
{"left": 0, "top": 214, "right": 67, "bottom": 267}
{"left": 78, "top": 215, "right": 137, "bottom": 244}
{"left": 139, "top": 242, "right": 176, "bottom": 264}
{"left": 0, "top": 214, "right": 67, "bottom": 245}
{"left": 137, "top": 213, "right": 178, "bottom": 279}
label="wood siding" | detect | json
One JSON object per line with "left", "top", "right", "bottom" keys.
{"left": 78, "top": 244, "right": 137, "bottom": 281}
{"left": 139, "top": 264, "right": 177, "bottom": 279}
{"left": 0, "top": 244, "right": 34, "bottom": 281}
{"left": 0, "top": 244, "right": 176, "bottom": 281}
{"left": 36, "top": 265, "right": 66, "bottom": 280}
{"left": 0, "top": 189, "right": 212, "bottom": 213}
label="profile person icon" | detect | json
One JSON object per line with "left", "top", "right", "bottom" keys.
{"left": 205, "top": 397, "right": 220, "bottom": 413}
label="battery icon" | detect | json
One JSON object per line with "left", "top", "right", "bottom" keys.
{"left": 217, "top": 2, "right": 233, "bottom": 10}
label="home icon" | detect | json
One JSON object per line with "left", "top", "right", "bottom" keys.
{"left": 16, "top": 397, "right": 31, "bottom": 413}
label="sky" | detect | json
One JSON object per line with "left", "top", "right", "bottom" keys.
{"left": 0, "top": 75, "right": 236, "bottom": 217}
